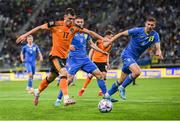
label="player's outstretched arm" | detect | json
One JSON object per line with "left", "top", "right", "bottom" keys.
{"left": 82, "top": 28, "right": 104, "bottom": 41}
{"left": 103, "top": 30, "right": 129, "bottom": 47}
{"left": 155, "top": 42, "right": 163, "bottom": 59}
{"left": 16, "top": 24, "right": 48, "bottom": 44}
{"left": 112, "top": 30, "right": 129, "bottom": 41}
{"left": 89, "top": 40, "right": 108, "bottom": 55}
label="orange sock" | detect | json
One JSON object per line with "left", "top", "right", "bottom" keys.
{"left": 59, "top": 77, "right": 68, "bottom": 96}
{"left": 38, "top": 78, "right": 49, "bottom": 93}
{"left": 83, "top": 77, "right": 92, "bottom": 89}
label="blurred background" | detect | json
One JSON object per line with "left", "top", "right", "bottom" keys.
{"left": 0, "top": 0, "right": 179, "bottom": 72}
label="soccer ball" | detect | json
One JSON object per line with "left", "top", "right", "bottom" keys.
{"left": 98, "top": 99, "right": 113, "bottom": 113}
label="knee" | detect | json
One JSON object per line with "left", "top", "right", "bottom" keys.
{"left": 60, "top": 68, "right": 68, "bottom": 76}
{"left": 88, "top": 74, "right": 93, "bottom": 79}
{"left": 47, "top": 73, "right": 57, "bottom": 83}
{"left": 132, "top": 70, "right": 141, "bottom": 78}
{"left": 47, "top": 76, "right": 54, "bottom": 83}
{"left": 96, "top": 73, "right": 103, "bottom": 80}
{"left": 29, "top": 73, "right": 33, "bottom": 78}
{"left": 68, "top": 75, "right": 74, "bottom": 83}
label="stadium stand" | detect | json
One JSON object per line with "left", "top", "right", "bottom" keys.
{"left": 0, "top": 0, "right": 179, "bottom": 71}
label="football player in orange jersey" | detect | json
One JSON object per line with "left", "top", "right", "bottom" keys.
{"left": 16, "top": 8, "right": 108, "bottom": 106}
{"left": 78, "top": 30, "right": 115, "bottom": 96}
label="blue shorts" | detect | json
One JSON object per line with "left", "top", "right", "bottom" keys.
{"left": 121, "top": 56, "right": 137, "bottom": 74}
{"left": 24, "top": 62, "right": 36, "bottom": 75}
{"left": 66, "top": 56, "right": 97, "bottom": 75}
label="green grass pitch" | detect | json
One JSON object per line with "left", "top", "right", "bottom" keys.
{"left": 0, "top": 78, "right": 180, "bottom": 120}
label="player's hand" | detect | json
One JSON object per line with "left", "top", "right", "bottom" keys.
{"left": 156, "top": 51, "right": 163, "bottom": 59}
{"left": 16, "top": 34, "right": 27, "bottom": 44}
{"left": 70, "top": 45, "right": 75, "bottom": 51}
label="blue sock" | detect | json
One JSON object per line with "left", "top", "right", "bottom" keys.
{"left": 28, "top": 77, "right": 33, "bottom": 88}
{"left": 57, "top": 90, "right": 63, "bottom": 100}
{"left": 57, "top": 81, "right": 72, "bottom": 100}
{"left": 97, "top": 79, "right": 107, "bottom": 94}
{"left": 122, "top": 74, "right": 135, "bottom": 88}
{"left": 108, "top": 80, "right": 121, "bottom": 96}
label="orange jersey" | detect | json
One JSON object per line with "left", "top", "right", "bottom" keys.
{"left": 46, "top": 21, "right": 83, "bottom": 58}
{"left": 92, "top": 40, "right": 112, "bottom": 63}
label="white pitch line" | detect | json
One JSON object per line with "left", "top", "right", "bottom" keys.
{"left": 0, "top": 98, "right": 180, "bottom": 104}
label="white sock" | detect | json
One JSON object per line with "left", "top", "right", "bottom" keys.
{"left": 105, "top": 92, "right": 110, "bottom": 97}
{"left": 64, "top": 95, "right": 69, "bottom": 101}
{"left": 35, "top": 88, "right": 40, "bottom": 93}
{"left": 120, "top": 85, "right": 124, "bottom": 89}
{"left": 56, "top": 98, "right": 61, "bottom": 102}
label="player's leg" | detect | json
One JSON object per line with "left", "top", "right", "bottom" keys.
{"left": 55, "top": 74, "right": 75, "bottom": 106}
{"left": 32, "top": 56, "right": 66, "bottom": 106}
{"left": 119, "top": 61, "right": 141, "bottom": 99}
{"left": 107, "top": 71, "right": 128, "bottom": 94}
{"left": 55, "top": 89, "right": 63, "bottom": 107}
{"left": 58, "top": 67, "right": 76, "bottom": 106}
{"left": 96, "top": 63, "right": 107, "bottom": 96}
{"left": 91, "top": 69, "right": 108, "bottom": 96}
{"left": 106, "top": 56, "right": 133, "bottom": 99}
{"left": 94, "top": 63, "right": 106, "bottom": 96}
{"left": 81, "top": 59, "right": 107, "bottom": 96}
{"left": 121, "top": 63, "right": 141, "bottom": 88}
{"left": 55, "top": 57, "right": 82, "bottom": 106}
{"left": 27, "top": 72, "right": 33, "bottom": 92}
{"left": 78, "top": 73, "right": 93, "bottom": 96}
{"left": 24, "top": 62, "right": 33, "bottom": 92}
{"left": 30, "top": 63, "right": 36, "bottom": 88}
{"left": 32, "top": 72, "right": 58, "bottom": 105}
{"left": 98, "top": 71, "right": 107, "bottom": 96}
{"left": 79, "top": 62, "right": 107, "bottom": 96}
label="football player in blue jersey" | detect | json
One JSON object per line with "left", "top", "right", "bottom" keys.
{"left": 20, "top": 35, "right": 43, "bottom": 93}
{"left": 105, "top": 17, "right": 163, "bottom": 100}
{"left": 54, "top": 15, "right": 110, "bottom": 106}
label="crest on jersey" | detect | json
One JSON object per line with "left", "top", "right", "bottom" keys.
{"left": 148, "top": 36, "right": 154, "bottom": 42}
{"left": 33, "top": 47, "right": 36, "bottom": 51}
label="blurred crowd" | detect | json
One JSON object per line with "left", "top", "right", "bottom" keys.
{"left": 0, "top": 0, "right": 37, "bottom": 68}
{"left": 0, "top": 0, "right": 179, "bottom": 69}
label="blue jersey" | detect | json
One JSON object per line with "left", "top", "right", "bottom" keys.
{"left": 21, "top": 44, "right": 41, "bottom": 63}
{"left": 121, "top": 27, "right": 160, "bottom": 60}
{"left": 69, "top": 33, "right": 92, "bottom": 58}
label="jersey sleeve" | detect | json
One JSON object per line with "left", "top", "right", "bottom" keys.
{"left": 86, "top": 34, "right": 92, "bottom": 42}
{"left": 128, "top": 27, "right": 140, "bottom": 36}
{"left": 36, "top": 45, "right": 41, "bottom": 54}
{"left": 47, "top": 21, "right": 56, "bottom": 28}
{"left": 154, "top": 33, "right": 160, "bottom": 43}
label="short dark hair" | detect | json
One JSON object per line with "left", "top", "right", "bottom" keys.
{"left": 65, "top": 8, "right": 75, "bottom": 16}
{"left": 146, "top": 16, "right": 156, "bottom": 23}
{"left": 76, "top": 14, "right": 84, "bottom": 19}
{"left": 105, "top": 30, "right": 114, "bottom": 36}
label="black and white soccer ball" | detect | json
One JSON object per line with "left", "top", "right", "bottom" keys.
{"left": 98, "top": 99, "right": 113, "bottom": 113}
